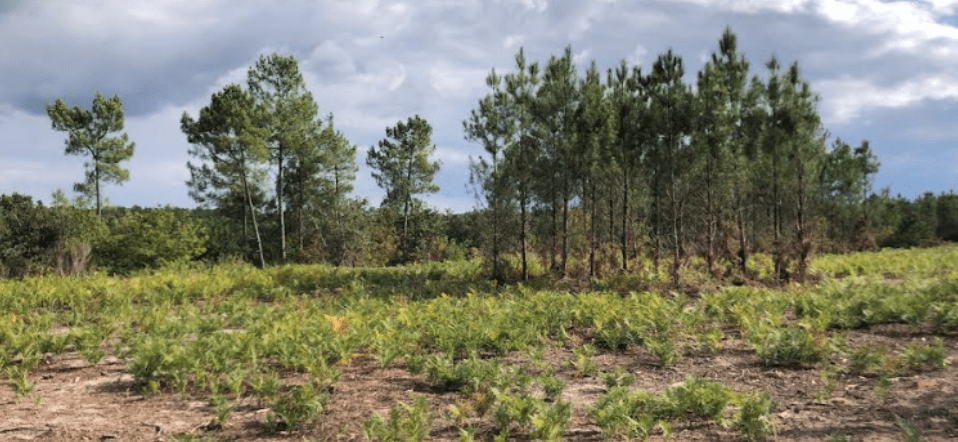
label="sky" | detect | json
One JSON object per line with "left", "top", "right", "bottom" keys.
{"left": 1, "top": 0, "right": 957, "bottom": 213}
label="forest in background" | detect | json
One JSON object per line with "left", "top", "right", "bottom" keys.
{"left": 2, "top": 27, "right": 958, "bottom": 280}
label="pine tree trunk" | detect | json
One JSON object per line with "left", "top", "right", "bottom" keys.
{"left": 797, "top": 157, "right": 808, "bottom": 280}
{"left": 243, "top": 172, "right": 266, "bottom": 268}
{"left": 520, "top": 190, "right": 529, "bottom": 281}
{"left": 622, "top": 170, "right": 630, "bottom": 272}
{"left": 95, "top": 160, "right": 101, "bottom": 217}
{"left": 491, "top": 153, "right": 501, "bottom": 282}
{"left": 278, "top": 143, "right": 287, "bottom": 263}
{"left": 561, "top": 193, "right": 569, "bottom": 277}
{"left": 589, "top": 180, "right": 597, "bottom": 277}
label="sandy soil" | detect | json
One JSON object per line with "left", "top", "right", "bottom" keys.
{"left": 2, "top": 324, "right": 956, "bottom": 441}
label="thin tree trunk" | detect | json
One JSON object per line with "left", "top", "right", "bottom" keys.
{"left": 403, "top": 159, "right": 413, "bottom": 259}
{"left": 608, "top": 181, "right": 615, "bottom": 264}
{"left": 622, "top": 169, "right": 629, "bottom": 271}
{"left": 492, "top": 153, "right": 501, "bottom": 282}
{"left": 772, "top": 130, "right": 784, "bottom": 281}
{"left": 797, "top": 158, "right": 808, "bottom": 280}
{"left": 561, "top": 193, "right": 569, "bottom": 276}
{"left": 335, "top": 168, "right": 346, "bottom": 265}
{"left": 520, "top": 190, "right": 529, "bottom": 281}
{"left": 243, "top": 172, "right": 266, "bottom": 268}
{"left": 551, "top": 192, "right": 558, "bottom": 271}
{"left": 278, "top": 144, "right": 287, "bottom": 263}
{"left": 705, "top": 119, "right": 715, "bottom": 275}
{"left": 95, "top": 160, "right": 101, "bottom": 217}
{"left": 652, "top": 172, "right": 661, "bottom": 273}
{"left": 589, "top": 180, "right": 597, "bottom": 277}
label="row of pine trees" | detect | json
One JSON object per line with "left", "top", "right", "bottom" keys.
{"left": 26, "top": 27, "right": 941, "bottom": 282}
{"left": 465, "top": 28, "right": 880, "bottom": 283}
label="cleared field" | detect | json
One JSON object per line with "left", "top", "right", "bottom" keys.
{"left": 1, "top": 248, "right": 956, "bottom": 441}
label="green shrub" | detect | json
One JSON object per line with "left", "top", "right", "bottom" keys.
{"left": 590, "top": 376, "right": 773, "bottom": 441}
{"left": 601, "top": 367, "right": 636, "bottom": 389}
{"left": 96, "top": 208, "right": 208, "bottom": 273}
{"left": 362, "top": 394, "right": 434, "bottom": 442}
{"left": 753, "top": 326, "right": 828, "bottom": 367}
{"left": 538, "top": 373, "right": 567, "bottom": 402}
{"left": 733, "top": 392, "right": 777, "bottom": 442}
{"left": 491, "top": 388, "right": 571, "bottom": 442}
{"left": 901, "top": 338, "right": 948, "bottom": 372}
{"left": 266, "top": 382, "right": 328, "bottom": 432}
{"left": 847, "top": 344, "right": 886, "bottom": 375}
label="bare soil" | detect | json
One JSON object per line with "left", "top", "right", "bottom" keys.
{"left": 2, "top": 325, "right": 956, "bottom": 441}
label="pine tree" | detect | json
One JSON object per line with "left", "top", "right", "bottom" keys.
{"left": 182, "top": 84, "right": 269, "bottom": 267}
{"left": 248, "top": 53, "right": 320, "bottom": 263}
{"left": 47, "top": 92, "right": 136, "bottom": 216}
{"left": 367, "top": 115, "right": 441, "bottom": 262}
{"left": 503, "top": 50, "right": 541, "bottom": 280}
{"left": 465, "top": 69, "right": 514, "bottom": 282}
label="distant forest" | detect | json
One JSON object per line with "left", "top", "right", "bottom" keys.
{"left": 3, "top": 27, "right": 957, "bottom": 281}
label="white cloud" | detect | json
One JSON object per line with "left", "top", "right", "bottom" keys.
{"left": 818, "top": 74, "right": 958, "bottom": 123}
{"left": 673, "top": 0, "right": 813, "bottom": 14}
{"left": 435, "top": 146, "right": 471, "bottom": 165}
{"left": 429, "top": 64, "right": 488, "bottom": 97}
{"left": 3, "top": 0, "right": 958, "bottom": 207}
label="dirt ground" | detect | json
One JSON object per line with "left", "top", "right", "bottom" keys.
{"left": 2, "top": 324, "right": 956, "bottom": 442}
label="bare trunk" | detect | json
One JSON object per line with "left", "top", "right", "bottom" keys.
{"left": 772, "top": 131, "right": 784, "bottom": 281}
{"left": 589, "top": 180, "right": 597, "bottom": 277}
{"left": 621, "top": 170, "right": 629, "bottom": 271}
{"left": 550, "top": 193, "right": 558, "bottom": 271}
{"left": 491, "top": 154, "right": 501, "bottom": 282}
{"left": 243, "top": 172, "right": 266, "bottom": 268}
{"left": 561, "top": 193, "right": 569, "bottom": 276}
{"left": 95, "top": 160, "right": 101, "bottom": 217}
{"left": 797, "top": 158, "right": 808, "bottom": 280}
{"left": 278, "top": 144, "right": 286, "bottom": 263}
{"left": 520, "top": 189, "right": 529, "bottom": 281}
{"left": 705, "top": 133, "right": 715, "bottom": 275}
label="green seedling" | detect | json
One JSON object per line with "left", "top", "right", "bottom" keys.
{"left": 601, "top": 367, "right": 635, "bottom": 389}
{"left": 362, "top": 393, "right": 433, "bottom": 442}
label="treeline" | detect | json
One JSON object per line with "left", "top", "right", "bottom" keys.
{"left": 3, "top": 27, "right": 957, "bottom": 280}
{"left": 0, "top": 194, "right": 481, "bottom": 278}
{"left": 1, "top": 187, "right": 956, "bottom": 279}
{"left": 462, "top": 27, "right": 948, "bottom": 283}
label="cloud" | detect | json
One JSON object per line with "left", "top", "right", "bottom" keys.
{"left": 3, "top": 0, "right": 958, "bottom": 209}
{"left": 434, "top": 146, "right": 471, "bottom": 165}
{"left": 818, "top": 74, "right": 958, "bottom": 123}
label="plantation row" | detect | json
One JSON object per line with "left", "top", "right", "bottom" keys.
{"left": 1, "top": 247, "right": 956, "bottom": 440}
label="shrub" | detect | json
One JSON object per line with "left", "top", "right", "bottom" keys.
{"left": 96, "top": 208, "right": 208, "bottom": 273}
{"left": 362, "top": 394, "right": 434, "bottom": 442}
{"left": 753, "top": 326, "right": 828, "bottom": 367}
{"left": 266, "top": 382, "right": 328, "bottom": 432}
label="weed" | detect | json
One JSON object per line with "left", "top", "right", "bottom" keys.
{"left": 590, "top": 376, "right": 772, "bottom": 441}
{"left": 816, "top": 363, "right": 845, "bottom": 402}
{"left": 6, "top": 366, "right": 34, "bottom": 397}
{"left": 571, "top": 344, "right": 599, "bottom": 377}
{"left": 733, "top": 392, "right": 777, "bottom": 442}
{"left": 362, "top": 394, "right": 433, "bottom": 442}
{"left": 646, "top": 337, "right": 679, "bottom": 368}
{"left": 830, "top": 432, "right": 850, "bottom": 442}
{"left": 266, "top": 382, "right": 328, "bottom": 432}
{"left": 895, "top": 416, "right": 924, "bottom": 442}
{"left": 530, "top": 399, "right": 572, "bottom": 442}
{"left": 538, "top": 373, "right": 567, "bottom": 402}
{"left": 601, "top": 367, "right": 636, "bottom": 389}
{"left": 206, "top": 394, "right": 234, "bottom": 430}
{"left": 847, "top": 344, "right": 886, "bottom": 375}
{"left": 753, "top": 326, "right": 827, "bottom": 367}
{"left": 901, "top": 339, "right": 948, "bottom": 372}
